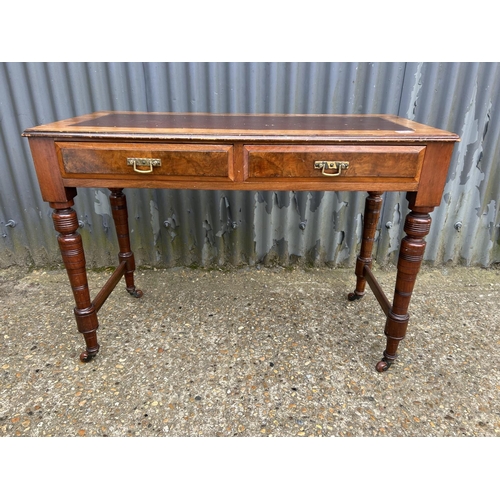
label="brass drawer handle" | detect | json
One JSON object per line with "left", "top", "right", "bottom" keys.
{"left": 314, "top": 161, "right": 349, "bottom": 177}
{"left": 127, "top": 157, "right": 161, "bottom": 174}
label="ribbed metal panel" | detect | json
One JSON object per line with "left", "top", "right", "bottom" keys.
{"left": 1, "top": 62, "right": 498, "bottom": 269}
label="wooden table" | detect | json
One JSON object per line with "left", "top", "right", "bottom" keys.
{"left": 23, "top": 112, "right": 459, "bottom": 372}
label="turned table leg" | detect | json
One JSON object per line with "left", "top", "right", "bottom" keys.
{"left": 51, "top": 200, "right": 99, "bottom": 362}
{"left": 348, "top": 191, "right": 383, "bottom": 301}
{"left": 376, "top": 202, "right": 433, "bottom": 372}
{"left": 109, "top": 188, "right": 143, "bottom": 298}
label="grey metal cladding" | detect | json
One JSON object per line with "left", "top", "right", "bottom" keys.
{"left": 0, "top": 62, "right": 498, "bottom": 268}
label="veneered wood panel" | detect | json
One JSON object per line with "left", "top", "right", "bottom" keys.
{"left": 412, "top": 142, "right": 456, "bottom": 208}
{"left": 27, "top": 137, "right": 76, "bottom": 202}
{"left": 23, "top": 113, "right": 459, "bottom": 202}
{"left": 60, "top": 176, "right": 420, "bottom": 192}
{"left": 245, "top": 145, "right": 425, "bottom": 181}
{"left": 56, "top": 142, "right": 233, "bottom": 180}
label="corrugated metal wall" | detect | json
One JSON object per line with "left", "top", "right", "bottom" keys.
{"left": 0, "top": 62, "right": 499, "bottom": 269}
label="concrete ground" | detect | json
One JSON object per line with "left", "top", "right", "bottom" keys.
{"left": 1, "top": 263, "right": 499, "bottom": 437}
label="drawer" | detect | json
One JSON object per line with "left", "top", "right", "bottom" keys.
{"left": 244, "top": 145, "right": 425, "bottom": 182}
{"left": 56, "top": 142, "right": 234, "bottom": 180}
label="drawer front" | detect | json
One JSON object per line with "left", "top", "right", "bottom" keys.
{"left": 56, "top": 142, "right": 233, "bottom": 180}
{"left": 245, "top": 145, "right": 425, "bottom": 182}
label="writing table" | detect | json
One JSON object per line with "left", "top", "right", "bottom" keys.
{"left": 23, "top": 112, "right": 459, "bottom": 372}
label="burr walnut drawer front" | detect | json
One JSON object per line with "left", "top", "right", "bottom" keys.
{"left": 244, "top": 145, "right": 426, "bottom": 182}
{"left": 56, "top": 142, "right": 234, "bottom": 180}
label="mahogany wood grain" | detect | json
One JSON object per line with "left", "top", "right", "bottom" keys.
{"left": 363, "top": 265, "right": 391, "bottom": 316}
{"left": 22, "top": 112, "right": 459, "bottom": 372}
{"left": 23, "top": 112, "right": 460, "bottom": 143}
{"left": 93, "top": 261, "right": 127, "bottom": 312}
{"left": 245, "top": 145, "right": 424, "bottom": 181}
{"left": 412, "top": 142, "right": 456, "bottom": 208}
{"left": 109, "top": 188, "right": 143, "bottom": 299}
{"left": 376, "top": 197, "right": 434, "bottom": 372}
{"left": 27, "top": 137, "right": 76, "bottom": 202}
{"left": 57, "top": 142, "right": 234, "bottom": 180}
{"left": 348, "top": 192, "right": 384, "bottom": 301}
{"left": 51, "top": 200, "right": 99, "bottom": 361}
{"left": 60, "top": 176, "right": 421, "bottom": 193}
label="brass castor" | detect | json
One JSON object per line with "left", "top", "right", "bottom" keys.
{"left": 347, "top": 291, "right": 364, "bottom": 302}
{"left": 80, "top": 350, "right": 97, "bottom": 362}
{"left": 375, "top": 358, "right": 393, "bottom": 372}
{"left": 127, "top": 287, "right": 143, "bottom": 298}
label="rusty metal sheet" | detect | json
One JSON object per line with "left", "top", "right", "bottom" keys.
{"left": 0, "top": 62, "right": 498, "bottom": 268}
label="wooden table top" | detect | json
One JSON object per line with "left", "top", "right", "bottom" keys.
{"left": 23, "top": 112, "right": 460, "bottom": 143}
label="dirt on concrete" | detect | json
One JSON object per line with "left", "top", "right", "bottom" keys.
{"left": 1, "top": 263, "right": 499, "bottom": 437}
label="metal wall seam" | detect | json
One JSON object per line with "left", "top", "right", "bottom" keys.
{"left": 0, "top": 62, "right": 498, "bottom": 269}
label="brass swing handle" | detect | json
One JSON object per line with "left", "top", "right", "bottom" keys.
{"left": 314, "top": 160, "right": 349, "bottom": 177}
{"left": 127, "top": 157, "right": 162, "bottom": 174}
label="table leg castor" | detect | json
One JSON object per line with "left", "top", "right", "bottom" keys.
{"left": 80, "top": 350, "right": 97, "bottom": 362}
{"left": 127, "top": 286, "right": 143, "bottom": 298}
{"left": 375, "top": 358, "right": 392, "bottom": 372}
{"left": 347, "top": 291, "right": 364, "bottom": 301}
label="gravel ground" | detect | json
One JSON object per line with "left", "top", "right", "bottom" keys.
{"left": 1, "top": 263, "right": 499, "bottom": 438}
